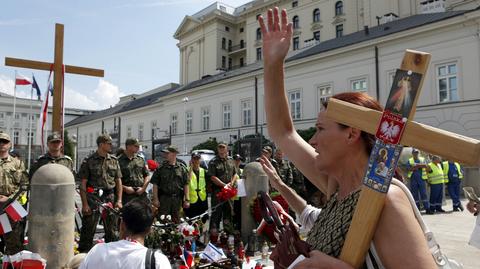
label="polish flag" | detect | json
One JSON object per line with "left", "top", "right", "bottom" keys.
{"left": 5, "top": 200, "right": 28, "bottom": 222}
{"left": 20, "top": 251, "right": 47, "bottom": 269}
{"left": 0, "top": 213, "right": 12, "bottom": 235}
{"left": 15, "top": 74, "right": 32, "bottom": 85}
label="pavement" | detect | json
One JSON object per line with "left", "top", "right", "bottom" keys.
{"left": 422, "top": 199, "right": 479, "bottom": 269}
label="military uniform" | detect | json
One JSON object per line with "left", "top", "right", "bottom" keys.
{"left": 0, "top": 155, "right": 28, "bottom": 255}
{"left": 208, "top": 155, "right": 237, "bottom": 230}
{"left": 151, "top": 160, "right": 188, "bottom": 222}
{"left": 29, "top": 153, "right": 73, "bottom": 179}
{"left": 118, "top": 153, "right": 149, "bottom": 204}
{"left": 77, "top": 151, "right": 122, "bottom": 252}
{"left": 275, "top": 159, "right": 293, "bottom": 186}
{"left": 290, "top": 162, "right": 307, "bottom": 199}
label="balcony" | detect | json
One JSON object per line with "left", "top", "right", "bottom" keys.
{"left": 228, "top": 42, "right": 247, "bottom": 55}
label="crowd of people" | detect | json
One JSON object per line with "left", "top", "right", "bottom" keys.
{"left": 0, "top": 7, "right": 478, "bottom": 269}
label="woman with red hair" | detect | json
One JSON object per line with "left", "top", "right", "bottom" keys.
{"left": 258, "top": 7, "right": 435, "bottom": 269}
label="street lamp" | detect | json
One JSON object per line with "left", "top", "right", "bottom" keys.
{"left": 182, "top": 96, "right": 189, "bottom": 154}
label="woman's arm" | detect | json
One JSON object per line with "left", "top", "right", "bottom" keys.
{"left": 259, "top": 8, "right": 329, "bottom": 194}
{"left": 374, "top": 184, "right": 436, "bottom": 268}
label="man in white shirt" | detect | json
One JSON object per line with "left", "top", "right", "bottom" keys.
{"left": 80, "top": 199, "right": 171, "bottom": 269}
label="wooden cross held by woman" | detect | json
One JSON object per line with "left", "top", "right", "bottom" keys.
{"left": 328, "top": 50, "right": 480, "bottom": 268}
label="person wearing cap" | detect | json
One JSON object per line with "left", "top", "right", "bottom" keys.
{"left": 0, "top": 131, "right": 28, "bottom": 254}
{"left": 184, "top": 152, "right": 208, "bottom": 220}
{"left": 233, "top": 154, "right": 244, "bottom": 177}
{"left": 29, "top": 132, "right": 74, "bottom": 180}
{"left": 258, "top": 146, "right": 280, "bottom": 175}
{"left": 208, "top": 142, "right": 238, "bottom": 231}
{"left": 118, "top": 138, "right": 150, "bottom": 205}
{"left": 407, "top": 149, "right": 432, "bottom": 214}
{"left": 426, "top": 155, "right": 446, "bottom": 213}
{"left": 273, "top": 148, "right": 293, "bottom": 187}
{"left": 78, "top": 134, "right": 123, "bottom": 252}
{"left": 150, "top": 145, "right": 189, "bottom": 222}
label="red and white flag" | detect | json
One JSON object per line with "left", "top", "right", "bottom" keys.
{"left": 0, "top": 213, "right": 12, "bottom": 235}
{"left": 15, "top": 74, "right": 32, "bottom": 85}
{"left": 5, "top": 200, "right": 28, "bottom": 222}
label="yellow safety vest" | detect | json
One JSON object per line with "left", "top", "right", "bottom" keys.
{"left": 189, "top": 167, "right": 207, "bottom": 204}
{"left": 442, "top": 161, "right": 463, "bottom": 183}
{"left": 407, "top": 157, "right": 428, "bottom": 180}
{"left": 427, "top": 162, "right": 444, "bottom": 185}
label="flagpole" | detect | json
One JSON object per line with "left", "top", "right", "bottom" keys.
{"left": 12, "top": 70, "right": 17, "bottom": 150}
{"left": 28, "top": 83, "right": 33, "bottom": 170}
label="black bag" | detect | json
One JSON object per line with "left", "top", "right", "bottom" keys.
{"left": 257, "top": 191, "right": 311, "bottom": 269}
{"left": 145, "top": 248, "right": 157, "bottom": 269}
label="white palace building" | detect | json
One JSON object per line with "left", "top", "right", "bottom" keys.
{"left": 66, "top": 0, "right": 480, "bottom": 185}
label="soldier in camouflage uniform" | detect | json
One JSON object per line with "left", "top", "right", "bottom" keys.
{"left": 118, "top": 138, "right": 150, "bottom": 205}
{"left": 273, "top": 148, "right": 293, "bottom": 187}
{"left": 151, "top": 145, "right": 189, "bottom": 223}
{"left": 78, "top": 134, "right": 123, "bottom": 253}
{"left": 290, "top": 161, "right": 307, "bottom": 200}
{"left": 208, "top": 142, "right": 238, "bottom": 231}
{"left": 29, "top": 132, "right": 74, "bottom": 180}
{"left": 0, "top": 132, "right": 28, "bottom": 255}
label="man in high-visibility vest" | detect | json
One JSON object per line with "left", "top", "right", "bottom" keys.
{"left": 427, "top": 155, "right": 446, "bottom": 213}
{"left": 184, "top": 152, "right": 208, "bottom": 220}
{"left": 407, "top": 149, "right": 433, "bottom": 214}
{"left": 442, "top": 160, "right": 464, "bottom": 211}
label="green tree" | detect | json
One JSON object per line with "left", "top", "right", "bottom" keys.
{"left": 297, "top": 127, "right": 316, "bottom": 142}
{"left": 192, "top": 137, "right": 218, "bottom": 153}
{"left": 63, "top": 130, "right": 74, "bottom": 158}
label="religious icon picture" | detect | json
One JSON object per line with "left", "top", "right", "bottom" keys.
{"left": 375, "top": 110, "right": 406, "bottom": 145}
{"left": 364, "top": 140, "right": 403, "bottom": 192}
{"left": 385, "top": 69, "right": 422, "bottom": 118}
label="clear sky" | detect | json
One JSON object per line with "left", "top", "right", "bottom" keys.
{"left": 0, "top": 0, "right": 251, "bottom": 110}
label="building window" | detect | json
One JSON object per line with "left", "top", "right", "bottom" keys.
{"left": 240, "top": 27, "right": 244, "bottom": 33}
{"left": 151, "top": 120, "right": 157, "bottom": 138}
{"left": 289, "top": 90, "right": 302, "bottom": 120}
{"left": 313, "top": 8, "right": 320, "bottom": 22}
{"left": 313, "top": 31, "right": 320, "bottom": 41}
{"left": 14, "top": 113, "right": 20, "bottom": 120}
{"left": 240, "top": 39, "right": 245, "bottom": 48}
{"left": 437, "top": 63, "right": 458, "bottom": 102}
{"left": 225, "top": 26, "right": 230, "bottom": 32}
{"left": 293, "top": 37, "right": 300, "bottom": 50}
{"left": 222, "top": 38, "right": 226, "bottom": 49}
{"left": 292, "top": 16, "right": 300, "bottom": 29}
{"left": 84, "top": 135, "right": 87, "bottom": 148}
{"left": 228, "top": 58, "right": 233, "bottom": 70}
{"left": 13, "top": 131, "right": 19, "bottom": 145}
{"left": 256, "top": 48, "right": 262, "bottom": 61}
{"left": 127, "top": 125, "right": 132, "bottom": 138}
{"left": 89, "top": 133, "right": 93, "bottom": 147}
{"left": 256, "top": 28, "right": 262, "bottom": 40}
{"left": 222, "top": 103, "right": 232, "bottom": 129}
{"left": 201, "top": 107, "right": 210, "bottom": 131}
{"left": 228, "top": 39, "right": 232, "bottom": 51}
{"left": 222, "top": 56, "right": 226, "bottom": 69}
{"left": 351, "top": 78, "right": 367, "bottom": 92}
{"left": 170, "top": 114, "right": 178, "bottom": 135}
{"left": 0, "top": 112, "right": 4, "bottom": 119}
{"left": 292, "top": 1, "right": 298, "bottom": 8}
{"left": 335, "top": 1, "right": 344, "bottom": 16}
{"left": 241, "top": 100, "right": 252, "bottom": 126}
{"left": 318, "top": 84, "right": 333, "bottom": 110}
{"left": 186, "top": 111, "right": 193, "bottom": 133}
{"left": 240, "top": 58, "right": 244, "bottom": 67}
{"left": 138, "top": 123, "right": 144, "bottom": 141}
{"left": 28, "top": 131, "right": 34, "bottom": 145}
{"left": 336, "top": 24, "right": 343, "bottom": 38}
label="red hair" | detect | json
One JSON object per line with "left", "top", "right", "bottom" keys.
{"left": 322, "top": 92, "right": 383, "bottom": 154}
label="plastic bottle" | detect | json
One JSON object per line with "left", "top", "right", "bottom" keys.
{"left": 261, "top": 241, "right": 269, "bottom": 263}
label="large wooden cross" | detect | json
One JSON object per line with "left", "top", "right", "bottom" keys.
{"left": 4, "top": 23, "right": 104, "bottom": 133}
{"left": 325, "top": 50, "right": 480, "bottom": 268}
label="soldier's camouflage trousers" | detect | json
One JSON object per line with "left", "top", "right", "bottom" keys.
{"left": 78, "top": 192, "right": 119, "bottom": 253}
{"left": 0, "top": 220, "right": 25, "bottom": 255}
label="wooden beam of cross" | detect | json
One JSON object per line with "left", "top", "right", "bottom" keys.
{"left": 4, "top": 23, "right": 104, "bottom": 133}
{"left": 326, "top": 50, "right": 444, "bottom": 268}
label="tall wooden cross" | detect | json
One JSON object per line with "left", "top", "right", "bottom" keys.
{"left": 325, "top": 50, "right": 480, "bottom": 268}
{"left": 4, "top": 23, "right": 104, "bottom": 133}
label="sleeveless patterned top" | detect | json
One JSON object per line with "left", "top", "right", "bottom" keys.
{"left": 305, "top": 189, "right": 361, "bottom": 257}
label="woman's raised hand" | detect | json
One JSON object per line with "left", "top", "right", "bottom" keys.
{"left": 258, "top": 7, "right": 293, "bottom": 67}
{"left": 259, "top": 156, "right": 284, "bottom": 191}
